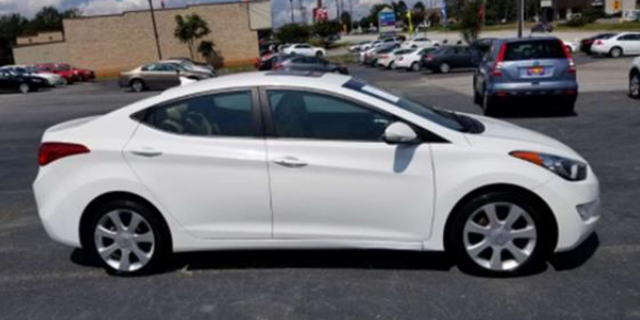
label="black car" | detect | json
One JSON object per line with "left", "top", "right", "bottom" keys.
{"left": 422, "top": 46, "right": 483, "bottom": 73}
{"left": 256, "top": 54, "right": 294, "bottom": 71}
{"left": 471, "top": 38, "right": 497, "bottom": 55}
{"left": 580, "top": 33, "right": 617, "bottom": 55}
{"left": 531, "top": 22, "right": 554, "bottom": 33}
{"left": 0, "top": 70, "right": 48, "bottom": 94}
{"left": 274, "top": 55, "right": 348, "bottom": 74}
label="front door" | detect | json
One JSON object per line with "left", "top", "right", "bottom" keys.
{"left": 262, "top": 88, "right": 435, "bottom": 242}
{"left": 124, "top": 89, "right": 272, "bottom": 239}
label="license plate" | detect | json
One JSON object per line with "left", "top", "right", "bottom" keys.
{"left": 528, "top": 66, "right": 545, "bottom": 76}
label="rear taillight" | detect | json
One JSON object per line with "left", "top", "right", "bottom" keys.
{"left": 492, "top": 43, "right": 507, "bottom": 77}
{"left": 381, "top": 55, "right": 389, "bottom": 59}
{"left": 425, "top": 54, "right": 433, "bottom": 61}
{"left": 560, "top": 40, "right": 577, "bottom": 74}
{"left": 595, "top": 40, "right": 603, "bottom": 45}
{"left": 273, "top": 62, "right": 283, "bottom": 70}
{"left": 38, "top": 142, "right": 90, "bottom": 166}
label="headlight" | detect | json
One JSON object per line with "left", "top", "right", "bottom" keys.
{"left": 510, "top": 151, "right": 587, "bottom": 181}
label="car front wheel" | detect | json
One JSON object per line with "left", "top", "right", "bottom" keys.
{"left": 85, "top": 199, "right": 171, "bottom": 276}
{"left": 411, "top": 62, "right": 420, "bottom": 72}
{"left": 629, "top": 71, "right": 640, "bottom": 99}
{"left": 19, "top": 83, "right": 30, "bottom": 94}
{"left": 446, "top": 191, "right": 554, "bottom": 276}
{"left": 610, "top": 47, "right": 623, "bottom": 58}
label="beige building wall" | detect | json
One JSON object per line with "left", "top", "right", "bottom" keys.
{"left": 12, "top": 1, "right": 268, "bottom": 78}
{"left": 63, "top": 2, "right": 261, "bottom": 77}
{"left": 16, "top": 32, "right": 65, "bottom": 46}
{"left": 13, "top": 41, "right": 69, "bottom": 65}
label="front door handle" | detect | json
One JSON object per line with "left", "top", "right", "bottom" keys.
{"left": 130, "top": 148, "right": 163, "bottom": 158}
{"left": 273, "top": 157, "right": 308, "bottom": 168}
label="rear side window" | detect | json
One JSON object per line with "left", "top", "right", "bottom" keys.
{"left": 504, "top": 40, "right": 566, "bottom": 61}
{"left": 141, "top": 91, "right": 256, "bottom": 137}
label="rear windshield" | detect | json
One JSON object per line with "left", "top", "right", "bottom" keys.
{"left": 504, "top": 40, "right": 566, "bottom": 61}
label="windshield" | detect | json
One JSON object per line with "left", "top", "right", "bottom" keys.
{"left": 343, "top": 79, "right": 465, "bottom": 132}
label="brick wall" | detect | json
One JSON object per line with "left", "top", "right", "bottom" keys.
{"left": 13, "top": 2, "right": 263, "bottom": 77}
{"left": 16, "top": 32, "right": 65, "bottom": 46}
{"left": 13, "top": 41, "right": 69, "bottom": 65}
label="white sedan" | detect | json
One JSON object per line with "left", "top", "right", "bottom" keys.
{"left": 377, "top": 48, "right": 415, "bottom": 69}
{"left": 591, "top": 32, "right": 640, "bottom": 57}
{"left": 402, "top": 37, "right": 440, "bottom": 49}
{"left": 394, "top": 47, "right": 437, "bottom": 71}
{"left": 282, "top": 43, "right": 326, "bottom": 57}
{"left": 34, "top": 72, "right": 600, "bottom": 276}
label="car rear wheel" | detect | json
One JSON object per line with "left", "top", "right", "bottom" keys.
{"left": 439, "top": 62, "right": 451, "bottom": 74}
{"left": 19, "top": 83, "right": 30, "bottom": 94}
{"left": 629, "top": 72, "right": 640, "bottom": 99}
{"left": 482, "top": 87, "right": 499, "bottom": 116}
{"left": 389, "top": 61, "right": 396, "bottom": 70}
{"left": 446, "top": 191, "right": 552, "bottom": 276}
{"left": 411, "top": 62, "right": 420, "bottom": 72}
{"left": 130, "top": 79, "right": 145, "bottom": 93}
{"left": 85, "top": 199, "right": 171, "bottom": 276}
{"left": 610, "top": 47, "right": 623, "bottom": 58}
{"left": 316, "top": 51, "right": 323, "bottom": 57}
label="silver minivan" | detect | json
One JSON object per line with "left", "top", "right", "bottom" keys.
{"left": 473, "top": 37, "right": 578, "bottom": 116}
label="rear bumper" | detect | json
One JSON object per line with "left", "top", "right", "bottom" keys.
{"left": 489, "top": 81, "right": 578, "bottom": 98}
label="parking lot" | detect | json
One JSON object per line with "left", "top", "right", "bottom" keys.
{"left": 1, "top": 55, "right": 639, "bottom": 319}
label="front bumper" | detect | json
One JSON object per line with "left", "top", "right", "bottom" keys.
{"left": 534, "top": 167, "right": 601, "bottom": 252}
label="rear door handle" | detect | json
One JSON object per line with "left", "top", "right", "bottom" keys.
{"left": 273, "top": 157, "right": 308, "bottom": 168}
{"left": 130, "top": 148, "right": 163, "bottom": 157}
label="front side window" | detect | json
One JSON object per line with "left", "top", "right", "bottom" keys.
{"left": 267, "top": 90, "right": 393, "bottom": 141}
{"left": 141, "top": 91, "right": 255, "bottom": 137}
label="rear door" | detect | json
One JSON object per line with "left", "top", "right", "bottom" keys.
{"left": 500, "top": 39, "right": 570, "bottom": 84}
{"left": 618, "top": 33, "right": 640, "bottom": 54}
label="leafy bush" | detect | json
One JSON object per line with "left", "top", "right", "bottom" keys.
{"left": 312, "top": 20, "right": 342, "bottom": 48}
{"left": 275, "top": 23, "right": 311, "bottom": 44}
{"left": 565, "top": 15, "right": 589, "bottom": 27}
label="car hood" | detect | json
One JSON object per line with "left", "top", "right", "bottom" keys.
{"left": 463, "top": 113, "right": 584, "bottom": 161}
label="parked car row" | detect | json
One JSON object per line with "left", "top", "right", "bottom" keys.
{"left": 119, "top": 59, "right": 217, "bottom": 92}
{"left": 358, "top": 36, "right": 580, "bottom": 116}
{"left": 0, "top": 63, "right": 94, "bottom": 94}
{"left": 254, "top": 52, "right": 349, "bottom": 75}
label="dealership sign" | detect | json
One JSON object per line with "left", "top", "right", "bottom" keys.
{"left": 378, "top": 8, "right": 396, "bottom": 34}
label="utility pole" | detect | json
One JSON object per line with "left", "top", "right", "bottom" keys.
{"left": 290, "top": 0, "right": 295, "bottom": 23}
{"left": 148, "top": 0, "right": 163, "bottom": 60}
{"left": 517, "top": 0, "right": 524, "bottom": 38}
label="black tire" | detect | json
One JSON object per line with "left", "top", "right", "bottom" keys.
{"left": 560, "top": 99, "right": 576, "bottom": 115}
{"left": 316, "top": 51, "right": 323, "bottom": 57}
{"left": 83, "top": 199, "right": 172, "bottom": 276}
{"left": 610, "top": 47, "right": 623, "bottom": 58}
{"left": 445, "top": 191, "right": 555, "bottom": 277}
{"left": 482, "top": 87, "right": 500, "bottom": 116}
{"left": 629, "top": 71, "right": 640, "bottom": 99}
{"left": 130, "top": 79, "right": 145, "bottom": 92}
{"left": 19, "top": 83, "right": 30, "bottom": 94}
{"left": 411, "top": 62, "right": 420, "bottom": 72}
{"left": 474, "top": 87, "right": 482, "bottom": 106}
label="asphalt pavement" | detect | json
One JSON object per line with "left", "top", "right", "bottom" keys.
{"left": 0, "top": 55, "right": 639, "bottom": 320}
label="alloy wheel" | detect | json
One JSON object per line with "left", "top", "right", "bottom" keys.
{"left": 411, "top": 62, "right": 420, "bottom": 72}
{"left": 440, "top": 63, "right": 450, "bottom": 73}
{"left": 131, "top": 80, "right": 144, "bottom": 92}
{"left": 19, "top": 83, "right": 30, "bottom": 94}
{"left": 463, "top": 202, "right": 537, "bottom": 271}
{"left": 94, "top": 209, "right": 155, "bottom": 273}
{"left": 611, "top": 47, "right": 622, "bottom": 58}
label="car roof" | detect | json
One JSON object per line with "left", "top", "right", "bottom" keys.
{"left": 500, "top": 36, "right": 560, "bottom": 43}
{"left": 161, "top": 72, "right": 352, "bottom": 99}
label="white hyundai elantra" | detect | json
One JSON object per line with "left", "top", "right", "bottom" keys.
{"left": 33, "top": 72, "right": 600, "bottom": 276}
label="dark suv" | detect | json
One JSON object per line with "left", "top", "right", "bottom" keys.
{"left": 473, "top": 37, "right": 578, "bottom": 115}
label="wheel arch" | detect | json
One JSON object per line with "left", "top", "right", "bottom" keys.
{"left": 129, "top": 78, "right": 145, "bottom": 86}
{"left": 79, "top": 191, "right": 173, "bottom": 251}
{"left": 442, "top": 183, "right": 559, "bottom": 252}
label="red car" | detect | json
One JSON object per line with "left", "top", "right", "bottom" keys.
{"left": 62, "top": 63, "right": 96, "bottom": 82}
{"left": 35, "top": 63, "right": 95, "bottom": 83}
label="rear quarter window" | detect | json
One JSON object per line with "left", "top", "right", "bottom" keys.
{"left": 504, "top": 40, "right": 566, "bottom": 61}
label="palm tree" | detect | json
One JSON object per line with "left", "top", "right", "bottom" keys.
{"left": 198, "top": 40, "right": 219, "bottom": 67}
{"left": 174, "top": 14, "right": 211, "bottom": 60}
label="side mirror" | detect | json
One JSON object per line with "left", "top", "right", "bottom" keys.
{"left": 384, "top": 122, "right": 419, "bottom": 144}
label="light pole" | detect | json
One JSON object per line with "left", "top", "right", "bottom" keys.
{"left": 517, "top": 0, "right": 524, "bottom": 38}
{"left": 290, "top": 0, "right": 295, "bottom": 23}
{"left": 148, "top": 0, "right": 163, "bottom": 59}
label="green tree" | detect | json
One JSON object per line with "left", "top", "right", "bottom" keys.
{"left": 198, "top": 40, "right": 220, "bottom": 67}
{"left": 275, "top": 23, "right": 311, "bottom": 44}
{"left": 359, "top": 17, "right": 371, "bottom": 30}
{"left": 312, "top": 20, "right": 342, "bottom": 48}
{"left": 458, "top": 0, "right": 484, "bottom": 44}
{"left": 413, "top": 1, "right": 426, "bottom": 11}
{"left": 174, "top": 14, "right": 211, "bottom": 60}
{"left": 0, "top": 13, "right": 29, "bottom": 65}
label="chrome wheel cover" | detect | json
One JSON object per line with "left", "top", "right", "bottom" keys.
{"left": 463, "top": 202, "right": 537, "bottom": 271}
{"left": 132, "top": 81, "right": 143, "bottom": 92}
{"left": 19, "top": 83, "right": 29, "bottom": 94}
{"left": 95, "top": 209, "right": 155, "bottom": 272}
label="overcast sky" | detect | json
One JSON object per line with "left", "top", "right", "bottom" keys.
{"left": 0, "top": 0, "right": 442, "bottom": 26}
